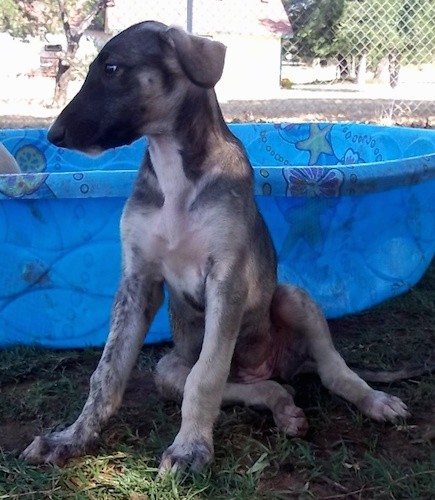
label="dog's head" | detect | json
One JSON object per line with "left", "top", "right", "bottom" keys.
{"left": 48, "top": 21, "right": 226, "bottom": 153}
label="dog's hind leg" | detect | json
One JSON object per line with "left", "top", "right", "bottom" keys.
{"left": 21, "top": 268, "right": 164, "bottom": 466}
{"left": 271, "top": 284, "right": 409, "bottom": 422}
{"left": 224, "top": 380, "right": 309, "bottom": 437}
{"left": 155, "top": 350, "right": 309, "bottom": 438}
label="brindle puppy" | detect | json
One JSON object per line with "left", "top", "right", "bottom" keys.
{"left": 21, "top": 21, "right": 408, "bottom": 473}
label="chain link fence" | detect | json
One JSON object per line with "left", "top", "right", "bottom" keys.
{"left": 1, "top": 0, "right": 435, "bottom": 126}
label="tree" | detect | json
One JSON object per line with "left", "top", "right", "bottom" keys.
{"left": 334, "top": 0, "right": 403, "bottom": 82}
{"left": 281, "top": 0, "right": 435, "bottom": 86}
{"left": 334, "top": 0, "right": 435, "bottom": 85}
{"left": 281, "top": 0, "right": 345, "bottom": 60}
{"left": 53, "top": 0, "right": 111, "bottom": 106}
{"left": 0, "top": 0, "right": 111, "bottom": 106}
{"left": 397, "top": 0, "right": 435, "bottom": 64}
{"left": 0, "top": 0, "right": 59, "bottom": 38}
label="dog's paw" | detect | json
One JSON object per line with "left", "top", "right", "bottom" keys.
{"left": 158, "top": 438, "right": 213, "bottom": 475}
{"left": 359, "top": 390, "right": 409, "bottom": 422}
{"left": 20, "top": 432, "right": 85, "bottom": 466}
{"left": 273, "top": 398, "right": 309, "bottom": 437}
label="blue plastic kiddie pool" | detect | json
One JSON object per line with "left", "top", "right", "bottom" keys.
{"left": 1, "top": 122, "right": 434, "bottom": 348}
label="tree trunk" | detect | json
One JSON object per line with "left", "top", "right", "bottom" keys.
{"left": 52, "top": 41, "right": 79, "bottom": 108}
{"left": 52, "top": 0, "right": 109, "bottom": 107}
{"left": 337, "top": 53, "right": 350, "bottom": 80}
{"left": 374, "top": 56, "right": 389, "bottom": 81}
{"left": 357, "top": 51, "right": 367, "bottom": 85}
{"left": 53, "top": 59, "right": 70, "bottom": 107}
{"left": 388, "top": 49, "right": 401, "bottom": 88}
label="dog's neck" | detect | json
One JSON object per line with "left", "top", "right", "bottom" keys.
{"left": 148, "top": 88, "right": 231, "bottom": 183}
{"left": 148, "top": 134, "right": 192, "bottom": 203}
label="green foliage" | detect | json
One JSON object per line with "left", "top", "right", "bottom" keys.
{"left": 282, "top": 0, "right": 435, "bottom": 66}
{"left": 397, "top": 0, "right": 435, "bottom": 63}
{"left": 0, "top": 0, "right": 60, "bottom": 39}
{"left": 335, "top": 1, "right": 401, "bottom": 54}
{"left": 0, "top": 0, "right": 32, "bottom": 37}
{"left": 283, "top": 0, "right": 345, "bottom": 59}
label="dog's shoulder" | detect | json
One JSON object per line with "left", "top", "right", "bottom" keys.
{"left": 129, "top": 150, "right": 165, "bottom": 209}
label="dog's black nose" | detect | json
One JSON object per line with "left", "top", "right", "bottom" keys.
{"left": 47, "top": 123, "right": 66, "bottom": 147}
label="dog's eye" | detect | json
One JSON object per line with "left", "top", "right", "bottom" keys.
{"left": 104, "top": 63, "right": 119, "bottom": 74}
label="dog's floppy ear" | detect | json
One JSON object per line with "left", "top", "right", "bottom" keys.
{"left": 164, "top": 27, "right": 226, "bottom": 88}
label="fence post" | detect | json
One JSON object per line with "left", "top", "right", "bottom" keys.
{"left": 186, "top": 0, "right": 193, "bottom": 33}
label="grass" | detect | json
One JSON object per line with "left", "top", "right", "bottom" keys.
{"left": 0, "top": 262, "right": 434, "bottom": 499}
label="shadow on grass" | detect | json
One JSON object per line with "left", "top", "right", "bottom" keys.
{"left": 0, "top": 261, "right": 433, "bottom": 498}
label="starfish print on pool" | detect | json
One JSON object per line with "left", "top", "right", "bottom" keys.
{"left": 277, "top": 199, "right": 325, "bottom": 260}
{"left": 296, "top": 123, "right": 334, "bottom": 165}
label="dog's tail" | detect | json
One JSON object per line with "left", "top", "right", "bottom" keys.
{"left": 0, "top": 143, "right": 21, "bottom": 174}
{"left": 351, "top": 362, "right": 435, "bottom": 383}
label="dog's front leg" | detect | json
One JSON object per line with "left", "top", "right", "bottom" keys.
{"left": 159, "top": 262, "right": 247, "bottom": 474}
{"left": 21, "top": 269, "right": 164, "bottom": 466}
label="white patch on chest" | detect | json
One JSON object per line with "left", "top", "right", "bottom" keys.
{"left": 126, "top": 136, "right": 211, "bottom": 295}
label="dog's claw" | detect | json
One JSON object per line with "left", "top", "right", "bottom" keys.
{"left": 359, "top": 390, "right": 410, "bottom": 422}
{"left": 158, "top": 439, "right": 213, "bottom": 475}
{"left": 20, "top": 432, "right": 85, "bottom": 466}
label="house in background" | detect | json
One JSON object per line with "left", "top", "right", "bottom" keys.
{"left": 105, "top": 0, "right": 292, "bottom": 100}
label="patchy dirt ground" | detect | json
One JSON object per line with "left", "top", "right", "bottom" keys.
{"left": 1, "top": 354, "right": 433, "bottom": 498}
